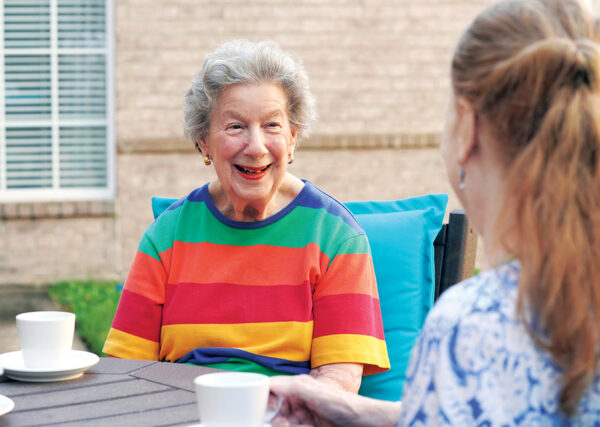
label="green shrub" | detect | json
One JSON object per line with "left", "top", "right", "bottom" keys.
{"left": 48, "top": 280, "right": 121, "bottom": 356}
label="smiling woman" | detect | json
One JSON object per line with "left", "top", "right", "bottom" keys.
{"left": 102, "top": 40, "right": 390, "bottom": 393}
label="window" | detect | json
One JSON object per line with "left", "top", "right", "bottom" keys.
{"left": 0, "top": 0, "right": 114, "bottom": 202}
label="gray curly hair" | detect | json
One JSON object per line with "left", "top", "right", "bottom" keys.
{"left": 183, "top": 39, "right": 317, "bottom": 145}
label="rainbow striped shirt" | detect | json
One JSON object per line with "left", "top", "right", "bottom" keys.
{"left": 103, "top": 181, "right": 390, "bottom": 375}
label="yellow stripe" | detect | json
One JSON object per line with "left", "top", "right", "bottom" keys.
{"left": 160, "top": 321, "right": 314, "bottom": 362}
{"left": 311, "top": 334, "right": 390, "bottom": 375}
{"left": 102, "top": 328, "right": 159, "bottom": 360}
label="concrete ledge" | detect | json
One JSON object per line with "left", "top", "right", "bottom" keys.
{"left": 117, "top": 133, "right": 441, "bottom": 154}
{"left": 1, "top": 200, "right": 116, "bottom": 221}
{"left": 0, "top": 284, "right": 64, "bottom": 321}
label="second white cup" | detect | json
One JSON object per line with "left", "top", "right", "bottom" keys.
{"left": 16, "top": 311, "right": 75, "bottom": 369}
{"left": 194, "top": 372, "right": 279, "bottom": 427}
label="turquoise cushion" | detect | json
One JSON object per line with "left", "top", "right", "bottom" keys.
{"left": 150, "top": 193, "right": 448, "bottom": 401}
{"left": 151, "top": 196, "right": 178, "bottom": 219}
{"left": 346, "top": 194, "right": 447, "bottom": 401}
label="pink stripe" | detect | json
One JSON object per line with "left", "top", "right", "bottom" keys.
{"left": 163, "top": 282, "right": 313, "bottom": 325}
{"left": 313, "top": 293, "right": 384, "bottom": 339}
{"left": 112, "top": 289, "right": 162, "bottom": 342}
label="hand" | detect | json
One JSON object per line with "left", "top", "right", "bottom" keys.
{"left": 270, "top": 392, "right": 323, "bottom": 427}
{"left": 269, "top": 374, "right": 402, "bottom": 427}
{"left": 269, "top": 392, "right": 322, "bottom": 426}
{"left": 269, "top": 375, "right": 349, "bottom": 427}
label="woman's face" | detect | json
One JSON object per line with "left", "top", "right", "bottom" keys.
{"left": 200, "top": 83, "right": 297, "bottom": 208}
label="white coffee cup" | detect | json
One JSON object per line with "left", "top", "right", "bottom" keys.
{"left": 16, "top": 311, "right": 75, "bottom": 369}
{"left": 194, "top": 372, "right": 280, "bottom": 427}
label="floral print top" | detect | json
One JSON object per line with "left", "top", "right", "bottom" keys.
{"left": 398, "top": 260, "right": 600, "bottom": 426}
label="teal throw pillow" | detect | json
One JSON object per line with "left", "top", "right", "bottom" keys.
{"left": 151, "top": 196, "right": 178, "bottom": 219}
{"left": 345, "top": 194, "right": 447, "bottom": 401}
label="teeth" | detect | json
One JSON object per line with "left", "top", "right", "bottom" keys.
{"left": 237, "top": 165, "right": 269, "bottom": 174}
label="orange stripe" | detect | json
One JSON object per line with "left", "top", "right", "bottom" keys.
{"left": 168, "top": 241, "right": 330, "bottom": 286}
{"left": 314, "top": 253, "right": 379, "bottom": 299}
{"left": 124, "top": 250, "right": 167, "bottom": 303}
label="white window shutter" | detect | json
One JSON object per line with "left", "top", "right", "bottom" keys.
{"left": 1, "top": 0, "right": 114, "bottom": 201}
{"left": 6, "top": 126, "right": 53, "bottom": 189}
{"left": 4, "top": 0, "right": 51, "bottom": 49}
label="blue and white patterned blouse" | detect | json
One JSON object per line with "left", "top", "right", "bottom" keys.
{"left": 398, "top": 260, "right": 600, "bottom": 426}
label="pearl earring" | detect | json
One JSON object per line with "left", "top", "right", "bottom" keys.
{"left": 458, "top": 167, "right": 466, "bottom": 190}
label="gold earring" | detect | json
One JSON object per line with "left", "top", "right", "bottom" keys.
{"left": 204, "top": 156, "right": 211, "bottom": 166}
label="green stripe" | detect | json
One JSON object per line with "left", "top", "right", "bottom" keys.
{"left": 138, "top": 201, "right": 368, "bottom": 261}
{"left": 137, "top": 204, "right": 182, "bottom": 261}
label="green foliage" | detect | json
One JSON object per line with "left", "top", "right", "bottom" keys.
{"left": 48, "top": 280, "right": 121, "bottom": 356}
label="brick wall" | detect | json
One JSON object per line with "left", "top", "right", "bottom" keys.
{"left": 1, "top": 216, "right": 118, "bottom": 285}
{"left": 115, "top": 0, "right": 491, "bottom": 148}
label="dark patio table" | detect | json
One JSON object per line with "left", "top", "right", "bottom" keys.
{"left": 0, "top": 357, "right": 224, "bottom": 426}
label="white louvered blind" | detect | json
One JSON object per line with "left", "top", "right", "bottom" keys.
{"left": 1, "top": 0, "right": 114, "bottom": 202}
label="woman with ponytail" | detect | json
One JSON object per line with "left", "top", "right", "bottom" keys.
{"left": 269, "top": 0, "right": 600, "bottom": 425}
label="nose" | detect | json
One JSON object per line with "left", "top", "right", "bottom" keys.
{"left": 245, "top": 125, "right": 268, "bottom": 157}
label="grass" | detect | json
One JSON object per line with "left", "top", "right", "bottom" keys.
{"left": 48, "top": 280, "right": 122, "bottom": 356}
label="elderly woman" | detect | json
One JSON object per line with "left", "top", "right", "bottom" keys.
{"left": 103, "top": 40, "right": 390, "bottom": 391}
{"left": 270, "top": 0, "right": 600, "bottom": 424}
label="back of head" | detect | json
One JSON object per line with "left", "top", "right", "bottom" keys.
{"left": 452, "top": 0, "right": 600, "bottom": 416}
{"left": 183, "top": 39, "right": 316, "bottom": 146}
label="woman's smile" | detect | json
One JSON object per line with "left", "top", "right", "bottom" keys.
{"left": 234, "top": 163, "right": 272, "bottom": 180}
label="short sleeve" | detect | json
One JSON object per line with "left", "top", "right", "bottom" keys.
{"left": 310, "top": 234, "right": 390, "bottom": 375}
{"left": 103, "top": 217, "right": 172, "bottom": 360}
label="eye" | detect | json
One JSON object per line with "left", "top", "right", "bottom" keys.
{"left": 227, "top": 123, "right": 243, "bottom": 132}
{"left": 266, "top": 122, "right": 282, "bottom": 129}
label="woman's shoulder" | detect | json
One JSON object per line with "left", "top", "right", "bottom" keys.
{"left": 299, "top": 180, "right": 349, "bottom": 211}
{"left": 422, "top": 261, "right": 521, "bottom": 339}
{"left": 296, "top": 180, "right": 364, "bottom": 231}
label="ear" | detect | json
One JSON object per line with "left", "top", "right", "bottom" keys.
{"left": 289, "top": 127, "right": 298, "bottom": 151}
{"left": 454, "top": 96, "right": 477, "bottom": 165}
{"left": 198, "top": 138, "right": 209, "bottom": 156}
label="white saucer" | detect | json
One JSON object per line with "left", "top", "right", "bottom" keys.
{"left": 0, "top": 350, "right": 99, "bottom": 382}
{"left": 0, "top": 395, "right": 15, "bottom": 416}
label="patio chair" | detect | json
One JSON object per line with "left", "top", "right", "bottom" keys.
{"left": 150, "top": 194, "right": 477, "bottom": 401}
{"left": 434, "top": 209, "right": 478, "bottom": 300}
